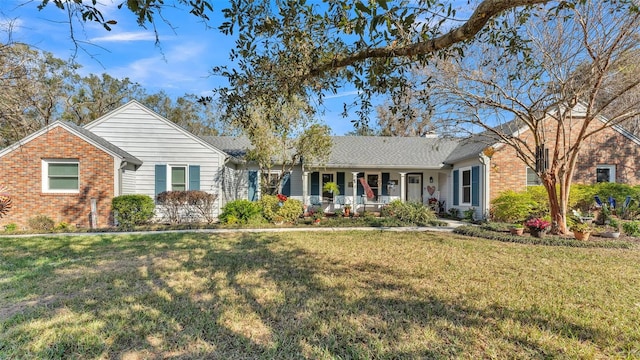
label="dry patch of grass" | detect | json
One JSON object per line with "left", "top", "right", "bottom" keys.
{"left": 1, "top": 231, "right": 639, "bottom": 358}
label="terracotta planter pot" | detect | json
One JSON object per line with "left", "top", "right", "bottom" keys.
{"left": 510, "top": 227, "right": 524, "bottom": 236}
{"left": 574, "top": 231, "right": 591, "bottom": 241}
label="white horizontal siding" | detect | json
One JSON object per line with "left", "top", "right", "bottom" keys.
{"left": 87, "top": 102, "right": 225, "bottom": 205}
{"left": 121, "top": 164, "right": 137, "bottom": 195}
{"left": 219, "top": 165, "right": 249, "bottom": 205}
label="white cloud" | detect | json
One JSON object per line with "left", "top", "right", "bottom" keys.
{"left": 90, "top": 31, "right": 156, "bottom": 42}
{"left": 96, "top": 40, "right": 216, "bottom": 94}
{"left": 324, "top": 90, "right": 360, "bottom": 99}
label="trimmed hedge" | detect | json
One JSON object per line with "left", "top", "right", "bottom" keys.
{"left": 156, "top": 190, "right": 218, "bottom": 224}
{"left": 380, "top": 200, "right": 436, "bottom": 226}
{"left": 112, "top": 195, "right": 155, "bottom": 229}
{"left": 492, "top": 183, "right": 640, "bottom": 222}
{"left": 453, "top": 225, "right": 635, "bottom": 249}
{"left": 219, "top": 200, "right": 261, "bottom": 224}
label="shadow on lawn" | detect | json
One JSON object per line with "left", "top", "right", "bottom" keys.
{"left": 1, "top": 232, "right": 612, "bottom": 358}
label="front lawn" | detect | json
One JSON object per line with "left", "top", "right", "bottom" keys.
{"left": 1, "top": 231, "right": 639, "bottom": 358}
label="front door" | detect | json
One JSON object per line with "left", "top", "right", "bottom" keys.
{"left": 322, "top": 173, "right": 334, "bottom": 202}
{"left": 407, "top": 174, "right": 422, "bottom": 203}
{"left": 366, "top": 173, "right": 379, "bottom": 200}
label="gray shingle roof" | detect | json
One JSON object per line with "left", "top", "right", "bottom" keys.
{"left": 202, "top": 136, "right": 253, "bottom": 158}
{"left": 324, "top": 136, "right": 458, "bottom": 169}
{"left": 205, "top": 135, "right": 459, "bottom": 169}
{"left": 445, "top": 119, "right": 526, "bottom": 163}
{"left": 63, "top": 121, "right": 142, "bottom": 165}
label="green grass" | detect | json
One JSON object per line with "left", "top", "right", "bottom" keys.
{"left": 1, "top": 231, "right": 639, "bottom": 359}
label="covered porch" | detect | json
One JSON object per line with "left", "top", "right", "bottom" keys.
{"left": 300, "top": 169, "right": 447, "bottom": 214}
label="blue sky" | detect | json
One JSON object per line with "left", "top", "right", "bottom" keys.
{"left": 0, "top": 0, "right": 361, "bottom": 135}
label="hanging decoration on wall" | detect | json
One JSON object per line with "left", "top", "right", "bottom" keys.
{"left": 0, "top": 185, "right": 12, "bottom": 218}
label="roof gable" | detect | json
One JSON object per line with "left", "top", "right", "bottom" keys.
{"left": 446, "top": 105, "right": 640, "bottom": 163}
{"left": 84, "top": 100, "right": 229, "bottom": 158}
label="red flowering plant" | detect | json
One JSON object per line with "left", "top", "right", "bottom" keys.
{"left": 525, "top": 218, "right": 550, "bottom": 232}
{"left": 276, "top": 194, "right": 288, "bottom": 202}
{"left": 428, "top": 197, "right": 438, "bottom": 205}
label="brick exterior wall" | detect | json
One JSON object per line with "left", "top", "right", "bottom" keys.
{"left": 0, "top": 126, "right": 115, "bottom": 229}
{"left": 490, "top": 117, "right": 640, "bottom": 200}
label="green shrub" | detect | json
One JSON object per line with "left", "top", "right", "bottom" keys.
{"left": 491, "top": 190, "right": 538, "bottom": 223}
{"left": 381, "top": 200, "right": 435, "bottom": 226}
{"left": 112, "top": 195, "right": 155, "bottom": 230}
{"left": 525, "top": 186, "right": 551, "bottom": 214}
{"left": 622, "top": 221, "right": 640, "bottom": 237}
{"left": 28, "top": 215, "right": 55, "bottom": 231}
{"left": 448, "top": 207, "right": 459, "bottom": 218}
{"left": 455, "top": 225, "right": 633, "bottom": 249}
{"left": 569, "top": 184, "right": 598, "bottom": 211}
{"left": 277, "top": 198, "right": 303, "bottom": 223}
{"left": 258, "top": 195, "right": 280, "bottom": 222}
{"left": 219, "top": 200, "right": 261, "bottom": 224}
{"left": 463, "top": 208, "right": 475, "bottom": 221}
{"left": 54, "top": 222, "right": 75, "bottom": 231}
{"left": 3, "top": 223, "right": 17, "bottom": 232}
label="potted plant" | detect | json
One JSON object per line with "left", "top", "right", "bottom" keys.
{"left": 509, "top": 223, "right": 524, "bottom": 236}
{"left": 525, "top": 217, "right": 550, "bottom": 238}
{"left": 599, "top": 218, "right": 621, "bottom": 238}
{"left": 570, "top": 222, "right": 592, "bottom": 241}
{"left": 343, "top": 203, "right": 351, "bottom": 217}
{"left": 312, "top": 211, "right": 324, "bottom": 224}
{"left": 322, "top": 182, "right": 340, "bottom": 196}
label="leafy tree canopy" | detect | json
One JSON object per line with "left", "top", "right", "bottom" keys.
{"left": 37, "top": 0, "right": 561, "bottom": 127}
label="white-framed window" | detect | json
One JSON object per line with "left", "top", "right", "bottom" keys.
{"left": 527, "top": 167, "right": 542, "bottom": 186}
{"left": 461, "top": 168, "right": 471, "bottom": 204}
{"left": 169, "top": 165, "right": 188, "bottom": 191}
{"left": 596, "top": 165, "right": 616, "bottom": 183}
{"left": 42, "top": 159, "right": 79, "bottom": 193}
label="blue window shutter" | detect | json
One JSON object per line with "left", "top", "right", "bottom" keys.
{"left": 337, "top": 172, "right": 345, "bottom": 194}
{"left": 453, "top": 170, "right": 459, "bottom": 206}
{"left": 471, "top": 166, "right": 480, "bottom": 207}
{"left": 281, "top": 172, "right": 291, "bottom": 196}
{"left": 248, "top": 170, "right": 258, "bottom": 201}
{"left": 381, "top": 173, "right": 390, "bottom": 195}
{"left": 357, "top": 173, "right": 364, "bottom": 196}
{"left": 310, "top": 172, "right": 320, "bottom": 196}
{"left": 155, "top": 164, "right": 166, "bottom": 196}
{"left": 189, "top": 165, "right": 200, "bottom": 191}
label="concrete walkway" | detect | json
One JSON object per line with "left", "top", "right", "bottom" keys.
{"left": 1, "top": 220, "right": 468, "bottom": 238}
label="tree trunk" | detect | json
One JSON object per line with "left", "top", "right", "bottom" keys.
{"left": 543, "top": 176, "right": 568, "bottom": 234}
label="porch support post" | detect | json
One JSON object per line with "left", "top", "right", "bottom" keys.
{"left": 399, "top": 172, "right": 407, "bottom": 203}
{"left": 351, "top": 172, "right": 359, "bottom": 208}
{"left": 302, "top": 171, "right": 309, "bottom": 205}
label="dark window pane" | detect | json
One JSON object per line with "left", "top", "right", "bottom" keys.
{"left": 597, "top": 168, "right": 610, "bottom": 183}
{"left": 462, "top": 170, "right": 471, "bottom": 186}
{"left": 463, "top": 187, "right": 471, "bottom": 203}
